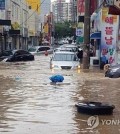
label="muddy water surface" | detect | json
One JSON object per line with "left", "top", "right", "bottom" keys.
{"left": 0, "top": 55, "right": 120, "bottom": 134}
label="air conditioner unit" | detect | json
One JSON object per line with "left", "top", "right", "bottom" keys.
{"left": 90, "top": 57, "right": 99, "bottom": 66}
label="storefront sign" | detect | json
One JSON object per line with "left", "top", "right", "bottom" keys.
{"left": 26, "top": 0, "right": 40, "bottom": 14}
{"left": 77, "top": 0, "right": 84, "bottom": 15}
{"left": 76, "top": 28, "right": 83, "bottom": 36}
{"left": 101, "top": 8, "right": 119, "bottom": 65}
{"left": 11, "top": 22, "right": 20, "bottom": 30}
{"left": 0, "top": 26, "right": 3, "bottom": 33}
{"left": 28, "top": 30, "right": 35, "bottom": 36}
{"left": 0, "top": 0, "right": 5, "bottom": 10}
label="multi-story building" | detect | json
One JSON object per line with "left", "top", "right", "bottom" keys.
{"left": 5, "top": 0, "right": 29, "bottom": 50}
{"left": 51, "top": 0, "right": 73, "bottom": 23}
{"left": 0, "top": 0, "right": 40, "bottom": 52}
{"left": 70, "top": 0, "right": 77, "bottom": 23}
{"left": 28, "top": 10, "right": 40, "bottom": 47}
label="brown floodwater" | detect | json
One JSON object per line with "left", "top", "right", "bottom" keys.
{"left": 0, "top": 55, "right": 120, "bottom": 134}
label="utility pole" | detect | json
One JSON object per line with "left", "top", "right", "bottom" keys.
{"left": 82, "top": 0, "right": 91, "bottom": 69}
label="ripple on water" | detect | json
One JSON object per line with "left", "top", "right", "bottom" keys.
{"left": 0, "top": 55, "right": 120, "bottom": 134}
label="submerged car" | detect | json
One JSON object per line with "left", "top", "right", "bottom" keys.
{"left": 28, "top": 46, "right": 53, "bottom": 55}
{"left": 50, "top": 51, "right": 80, "bottom": 69}
{"left": 105, "top": 64, "right": 120, "bottom": 78}
{"left": 53, "top": 44, "right": 78, "bottom": 53}
{"left": 4, "top": 49, "right": 34, "bottom": 62}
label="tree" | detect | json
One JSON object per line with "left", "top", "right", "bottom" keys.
{"left": 54, "top": 21, "right": 74, "bottom": 39}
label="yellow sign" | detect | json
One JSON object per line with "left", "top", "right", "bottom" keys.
{"left": 44, "top": 23, "right": 48, "bottom": 34}
{"left": 26, "top": 0, "right": 40, "bottom": 14}
{"left": 12, "top": 22, "right": 20, "bottom": 30}
{"left": 102, "top": 7, "right": 118, "bottom": 23}
{"left": 77, "top": 22, "right": 84, "bottom": 28}
{"left": 0, "top": 26, "right": 3, "bottom": 33}
{"left": 29, "top": 30, "right": 35, "bottom": 36}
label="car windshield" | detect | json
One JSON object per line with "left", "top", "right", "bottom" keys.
{"left": 28, "top": 47, "right": 37, "bottom": 52}
{"left": 2, "top": 50, "right": 13, "bottom": 56}
{"left": 53, "top": 53, "right": 78, "bottom": 61}
{"left": 64, "top": 47, "right": 77, "bottom": 52}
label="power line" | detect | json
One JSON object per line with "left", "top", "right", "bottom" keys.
{"left": 20, "top": 0, "right": 46, "bottom": 26}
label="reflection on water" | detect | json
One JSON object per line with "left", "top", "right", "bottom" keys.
{"left": 0, "top": 55, "right": 120, "bottom": 134}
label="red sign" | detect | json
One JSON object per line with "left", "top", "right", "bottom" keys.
{"left": 77, "top": 0, "right": 84, "bottom": 13}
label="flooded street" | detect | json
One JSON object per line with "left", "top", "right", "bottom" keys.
{"left": 0, "top": 55, "right": 120, "bottom": 134}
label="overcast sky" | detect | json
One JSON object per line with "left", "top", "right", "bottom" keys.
{"left": 51, "top": 0, "right": 70, "bottom": 2}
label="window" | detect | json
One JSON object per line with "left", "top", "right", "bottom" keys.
{"left": 38, "top": 47, "right": 45, "bottom": 51}
{"left": 3, "top": 51, "right": 13, "bottom": 56}
{"left": 53, "top": 54, "right": 78, "bottom": 61}
{"left": 15, "top": 50, "right": 29, "bottom": 56}
{"left": 38, "top": 47, "right": 50, "bottom": 51}
{"left": 44, "top": 47, "right": 50, "bottom": 50}
{"left": 28, "top": 47, "right": 36, "bottom": 52}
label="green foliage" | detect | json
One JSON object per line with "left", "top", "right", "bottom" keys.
{"left": 54, "top": 21, "right": 75, "bottom": 38}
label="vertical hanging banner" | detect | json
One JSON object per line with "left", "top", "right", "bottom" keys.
{"left": 101, "top": 7, "right": 119, "bottom": 65}
{"left": 26, "top": 0, "right": 40, "bottom": 14}
{"left": 0, "top": 0, "right": 5, "bottom": 10}
{"left": 77, "top": 0, "right": 85, "bottom": 14}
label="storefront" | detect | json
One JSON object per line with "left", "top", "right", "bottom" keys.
{"left": 100, "top": 8, "right": 119, "bottom": 69}
{"left": 91, "top": 7, "right": 119, "bottom": 69}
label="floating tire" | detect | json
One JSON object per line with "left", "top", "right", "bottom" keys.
{"left": 75, "top": 101, "right": 115, "bottom": 115}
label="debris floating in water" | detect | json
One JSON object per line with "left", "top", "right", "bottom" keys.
{"left": 49, "top": 75, "right": 64, "bottom": 83}
{"left": 15, "top": 76, "right": 21, "bottom": 81}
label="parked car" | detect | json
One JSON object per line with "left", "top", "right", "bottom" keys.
{"left": 4, "top": 49, "right": 34, "bottom": 62}
{"left": 53, "top": 44, "right": 78, "bottom": 53}
{"left": 105, "top": 64, "right": 120, "bottom": 78}
{"left": 50, "top": 51, "right": 80, "bottom": 69}
{"left": 0, "top": 50, "right": 13, "bottom": 61}
{"left": 28, "top": 46, "right": 53, "bottom": 55}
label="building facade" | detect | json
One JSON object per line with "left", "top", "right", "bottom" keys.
{"left": 51, "top": 0, "right": 73, "bottom": 23}
{"left": 0, "top": 0, "right": 40, "bottom": 53}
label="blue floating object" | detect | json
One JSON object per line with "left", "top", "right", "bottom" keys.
{"left": 49, "top": 75, "right": 64, "bottom": 83}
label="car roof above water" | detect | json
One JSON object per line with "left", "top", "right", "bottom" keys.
{"left": 110, "top": 64, "right": 120, "bottom": 68}
{"left": 54, "top": 51, "right": 76, "bottom": 54}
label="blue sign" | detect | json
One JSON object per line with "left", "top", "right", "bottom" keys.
{"left": 0, "top": 0, "right": 5, "bottom": 10}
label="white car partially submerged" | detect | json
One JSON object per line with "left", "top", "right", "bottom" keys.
{"left": 28, "top": 46, "right": 53, "bottom": 55}
{"left": 50, "top": 51, "right": 80, "bottom": 69}
{"left": 53, "top": 44, "right": 78, "bottom": 53}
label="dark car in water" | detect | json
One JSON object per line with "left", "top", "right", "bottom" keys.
{"left": 105, "top": 64, "right": 120, "bottom": 78}
{"left": 4, "top": 49, "right": 34, "bottom": 62}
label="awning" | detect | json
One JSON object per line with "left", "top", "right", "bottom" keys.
{"left": 0, "top": 20, "right": 11, "bottom": 26}
{"left": 90, "top": 32, "right": 101, "bottom": 39}
{"left": 108, "top": 6, "right": 120, "bottom": 15}
{"left": 9, "top": 30, "right": 20, "bottom": 35}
